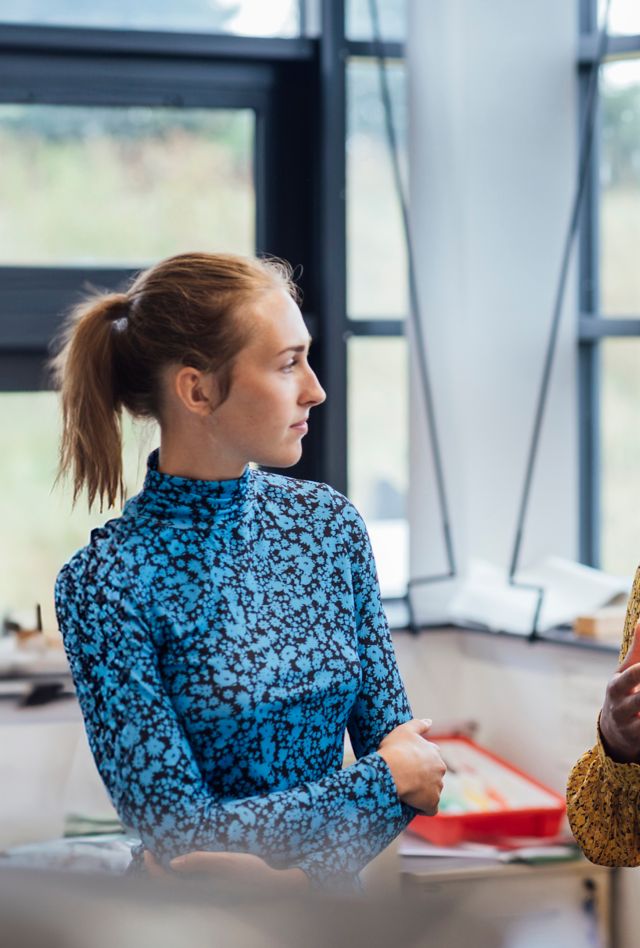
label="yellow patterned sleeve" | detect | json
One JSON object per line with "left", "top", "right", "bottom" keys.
{"left": 566, "top": 565, "right": 640, "bottom": 866}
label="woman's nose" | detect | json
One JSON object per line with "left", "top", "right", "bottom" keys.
{"left": 303, "top": 369, "right": 326, "bottom": 407}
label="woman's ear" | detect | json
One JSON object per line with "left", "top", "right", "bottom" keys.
{"left": 173, "top": 366, "right": 221, "bottom": 417}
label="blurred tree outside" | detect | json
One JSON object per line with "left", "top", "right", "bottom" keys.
{"left": 0, "top": 0, "right": 299, "bottom": 36}
{"left": 347, "top": 0, "right": 406, "bottom": 42}
{"left": 598, "top": 61, "right": 640, "bottom": 575}
{"left": 0, "top": 0, "right": 239, "bottom": 32}
{"left": 602, "top": 78, "right": 640, "bottom": 188}
{"left": 0, "top": 99, "right": 255, "bottom": 627}
{"left": 347, "top": 61, "right": 407, "bottom": 318}
{"left": 0, "top": 105, "right": 255, "bottom": 265}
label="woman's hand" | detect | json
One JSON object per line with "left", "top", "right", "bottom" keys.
{"left": 143, "top": 850, "right": 309, "bottom": 893}
{"left": 376, "top": 718, "right": 446, "bottom": 814}
{"left": 600, "top": 622, "right": 640, "bottom": 763}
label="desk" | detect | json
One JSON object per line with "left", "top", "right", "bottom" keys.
{"left": 400, "top": 855, "right": 612, "bottom": 947}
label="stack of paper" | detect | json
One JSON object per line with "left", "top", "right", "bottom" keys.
{"left": 448, "top": 557, "right": 630, "bottom": 635}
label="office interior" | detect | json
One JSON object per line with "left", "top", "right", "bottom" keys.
{"left": 2, "top": 0, "right": 640, "bottom": 945}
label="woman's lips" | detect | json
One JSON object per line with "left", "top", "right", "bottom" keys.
{"left": 290, "top": 421, "right": 308, "bottom": 432}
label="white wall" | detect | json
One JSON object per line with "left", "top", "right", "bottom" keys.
{"left": 407, "top": 0, "right": 579, "bottom": 623}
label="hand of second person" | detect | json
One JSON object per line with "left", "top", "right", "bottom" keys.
{"left": 376, "top": 718, "right": 446, "bottom": 815}
{"left": 600, "top": 624, "right": 640, "bottom": 763}
{"left": 143, "top": 850, "right": 309, "bottom": 892}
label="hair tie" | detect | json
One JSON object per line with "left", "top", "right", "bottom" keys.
{"left": 112, "top": 316, "right": 128, "bottom": 332}
{"left": 110, "top": 295, "right": 130, "bottom": 333}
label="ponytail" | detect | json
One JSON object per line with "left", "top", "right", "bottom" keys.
{"left": 50, "top": 291, "right": 129, "bottom": 512}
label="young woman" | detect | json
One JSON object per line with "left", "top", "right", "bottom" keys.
{"left": 51, "top": 252, "right": 445, "bottom": 893}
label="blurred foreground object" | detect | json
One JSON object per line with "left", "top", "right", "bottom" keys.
{"left": 0, "top": 863, "right": 611, "bottom": 948}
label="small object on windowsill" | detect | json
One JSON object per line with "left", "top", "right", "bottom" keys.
{"left": 0, "top": 609, "right": 70, "bottom": 678}
{"left": 14, "top": 602, "right": 49, "bottom": 652}
{"left": 20, "top": 681, "right": 73, "bottom": 708}
{"left": 573, "top": 602, "right": 628, "bottom": 642}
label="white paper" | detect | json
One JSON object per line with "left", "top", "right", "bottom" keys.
{"left": 398, "top": 833, "right": 576, "bottom": 863}
{"left": 448, "top": 556, "right": 630, "bottom": 635}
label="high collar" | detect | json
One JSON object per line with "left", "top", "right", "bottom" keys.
{"left": 131, "top": 448, "right": 253, "bottom": 528}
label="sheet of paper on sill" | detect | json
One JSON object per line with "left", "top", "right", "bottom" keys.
{"left": 398, "top": 832, "right": 577, "bottom": 863}
{"left": 448, "top": 557, "right": 630, "bottom": 635}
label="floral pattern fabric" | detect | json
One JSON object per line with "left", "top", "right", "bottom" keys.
{"left": 55, "top": 448, "right": 417, "bottom": 890}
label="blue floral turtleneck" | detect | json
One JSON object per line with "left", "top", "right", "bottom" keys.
{"left": 54, "top": 448, "right": 417, "bottom": 891}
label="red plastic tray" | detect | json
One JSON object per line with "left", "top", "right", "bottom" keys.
{"left": 409, "top": 735, "right": 566, "bottom": 846}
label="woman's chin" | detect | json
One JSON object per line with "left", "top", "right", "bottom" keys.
{"left": 256, "top": 446, "right": 303, "bottom": 469}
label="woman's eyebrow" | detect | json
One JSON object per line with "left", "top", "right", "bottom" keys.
{"left": 276, "top": 335, "right": 312, "bottom": 356}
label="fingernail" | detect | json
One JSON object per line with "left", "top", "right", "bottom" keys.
{"left": 422, "top": 718, "right": 432, "bottom": 726}
{"left": 170, "top": 856, "right": 186, "bottom": 867}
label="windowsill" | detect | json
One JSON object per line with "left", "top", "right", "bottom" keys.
{"left": 393, "top": 621, "right": 621, "bottom": 655}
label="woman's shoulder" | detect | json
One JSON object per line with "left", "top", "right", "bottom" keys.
{"left": 250, "top": 469, "right": 366, "bottom": 531}
{"left": 251, "top": 468, "right": 356, "bottom": 513}
{"left": 55, "top": 511, "right": 142, "bottom": 600}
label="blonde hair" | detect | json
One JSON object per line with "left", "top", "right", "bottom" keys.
{"left": 48, "top": 252, "right": 299, "bottom": 512}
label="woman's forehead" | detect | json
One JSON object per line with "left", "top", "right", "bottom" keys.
{"left": 243, "top": 291, "right": 308, "bottom": 353}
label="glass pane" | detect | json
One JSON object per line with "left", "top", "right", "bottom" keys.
{"left": 347, "top": 60, "right": 407, "bottom": 319}
{"left": 0, "top": 0, "right": 299, "bottom": 37}
{"left": 346, "top": 0, "right": 406, "bottom": 42}
{"left": 598, "top": 0, "right": 640, "bottom": 35}
{"left": 347, "top": 337, "right": 408, "bottom": 597}
{"left": 600, "top": 60, "right": 640, "bottom": 315}
{"left": 0, "top": 105, "right": 254, "bottom": 267}
{"left": 0, "top": 393, "right": 159, "bottom": 637}
{"left": 600, "top": 338, "right": 640, "bottom": 576}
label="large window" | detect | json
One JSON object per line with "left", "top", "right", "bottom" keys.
{"left": 1, "top": 0, "right": 410, "bottom": 628}
{"left": 580, "top": 0, "right": 640, "bottom": 577}
{"left": 346, "top": 0, "right": 408, "bottom": 599}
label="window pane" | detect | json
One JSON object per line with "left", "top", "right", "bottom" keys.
{"left": 347, "top": 337, "right": 408, "bottom": 597}
{"left": 0, "top": 105, "right": 254, "bottom": 267}
{"left": 0, "top": 393, "right": 159, "bottom": 636}
{"left": 0, "top": 0, "right": 298, "bottom": 36}
{"left": 346, "top": 0, "right": 406, "bottom": 42}
{"left": 600, "top": 338, "right": 640, "bottom": 576}
{"left": 600, "top": 60, "right": 640, "bottom": 315}
{"left": 347, "top": 60, "right": 407, "bottom": 319}
{"left": 598, "top": 0, "right": 640, "bottom": 35}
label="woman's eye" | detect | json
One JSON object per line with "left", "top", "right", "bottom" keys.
{"left": 282, "top": 359, "right": 298, "bottom": 372}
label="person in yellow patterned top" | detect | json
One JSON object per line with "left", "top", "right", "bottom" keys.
{"left": 567, "top": 568, "right": 640, "bottom": 865}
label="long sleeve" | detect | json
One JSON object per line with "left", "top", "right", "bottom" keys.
{"left": 566, "top": 565, "right": 640, "bottom": 865}
{"left": 55, "top": 558, "right": 407, "bottom": 872}
{"left": 292, "top": 500, "right": 418, "bottom": 887}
